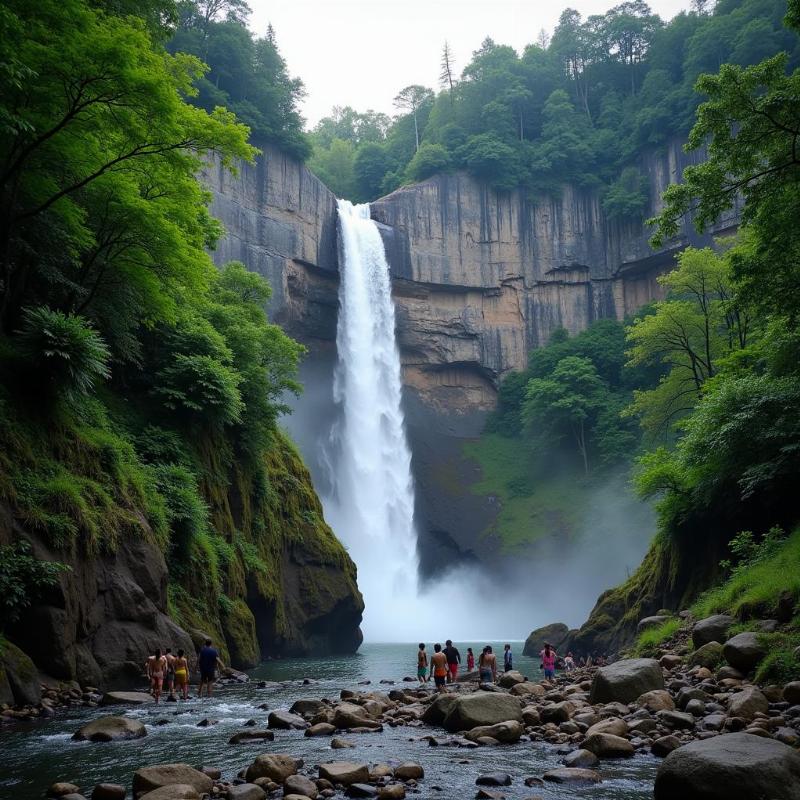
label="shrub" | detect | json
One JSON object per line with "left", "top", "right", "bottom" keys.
{"left": 15, "top": 306, "right": 110, "bottom": 400}
{"left": 602, "top": 167, "right": 650, "bottom": 220}
{"left": 0, "top": 541, "right": 70, "bottom": 628}
{"left": 405, "top": 143, "right": 451, "bottom": 182}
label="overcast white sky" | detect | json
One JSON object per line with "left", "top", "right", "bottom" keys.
{"left": 248, "top": 0, "right": 694, "bottom": 128}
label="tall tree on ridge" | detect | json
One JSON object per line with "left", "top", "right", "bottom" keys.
{"left": 393, "top": 85, "right": 433, "bottom": 151}
{"left": 440, "top": 41, "right": 456, "bottom": 99}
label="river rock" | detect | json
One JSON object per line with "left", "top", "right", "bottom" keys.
{"left": 497, "top": 671, "right": 525, "bottom": 688}
{"left": 651, "top": 735, "right": 681, "bottom": 757}
{"left": 654, "top": 732, "right": 800, "bottom": 799}
{"left": 583, "top": 733, "right": 635, "bottom": 758}
{"left": 73, "top": 716, "right": 146, "bottom": 742}
{"left": 464, "top": 721, "right": 523, "bottom": 743}
{"left": 227, "top": 785, "right": 266, "bottom": 800}
{"left": 268, "top": 710, "right": 309, "bottom": 729}
{"left": 542, "top": 768, "right": 601, "bottom": 785}
{"left": 509, "top": 682, "right": 544, "bottom": 698}
{"left": 290, "top": 699, "right": 327, "bottom": 716}
{"left": 132, "top": 765, "right": 212, "bottom": 799}
{"left": 521, "top": 707, "right": 541, "bottom": 726}
{"left": 522, "top": 623, "right": 570, "bottom": 656}
{"left": 589, "top": 658, "right": 664, "bottom": 704}
{"left": 586, "top": 717, "right": 627, "bottom": 737}
{"left": 331, "top": 738, "right": 356, "bottom": 749}
{"left": 49, "top": 784, "right": 81, "bottom": 797}
{"left": 101, "top": 691, "right": 154, "bottom": 706}
{"left": 305, "top": 722, "right": 336, "bottom": 736}
{"left": 393, "top": 763, "right": 424, "bottom": 780}
{"left": 638, "top": 689, "right": 674, "bottom": 712}
{"left": 692, "top": 615, "right": 735, "bottom": 648}
{"left": 784, "top": 681, "right": 800, "bottom": 705}
{"left": 420, "top": 694, "right": 458, "bottom": 725}
{"left": 346, "top": 785, "right": 377, "bottom": 798}
{"left": 139, "top": 786, "right": 199, "bottom": 800}
{"left": 475, "top": 774, "right": 512, "bottom": 786}
{"left": 442, "top": 693, "right": 522, "bottom": 732}
{"left": 539, "top": 701, "right": 575, "bottom": 724}
{"left": 318, "top": 762, "right": 369, "bottom": 786}
{"left": 284, "top": 774, "right": 318, "bottom": 799}
{"left": 637, "top": 615, "right": 671, "bottom": 633}
{"left": 657, "top": 710, "right": 695, "bottom": 730}
{"left": 0, "top": 641, "right": 41, "bottom": 707}
{"left": 333, "top": 708, "right": 382, "bottom": 729}
{"left": 723, "top": 632, "right": 766, "bottom": 673}
{"left": 562, "top": 749, "right": 598, "bottom": 769}
{"left": 245, "top": 755, "right": 302, "bottom": 783}
{"left": 727, "top": 685, "right": 769, "bottom": 720}
{"left": 92, "top": 784, "right": 125, "bottom": 800}
{"left": 659, "top": 654, "right": 682, "bottom": 670}
{"left": 377, "top": 786, "right": 405, "bottom": 799}
{"left": 228, "top": 730, "right": 275, "bottom": 744}
{"left": 690, "top": 641, "right": 723, "bottom": 669}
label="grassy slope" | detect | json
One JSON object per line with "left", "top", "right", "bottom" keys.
{"left": 462, "top": 432, "right": 652, "bottom": 555}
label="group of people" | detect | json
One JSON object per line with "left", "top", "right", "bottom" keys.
{"left": 416, "top": 641, "right": 516, "bottom": 692}
{"left": 144, "top": 638, "right": 225, "bottom": 703}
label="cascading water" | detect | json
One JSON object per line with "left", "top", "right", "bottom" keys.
{"left": 323, "top": 200, "right": 419, "bottom": 640}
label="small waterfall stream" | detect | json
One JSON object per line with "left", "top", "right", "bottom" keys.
{"left": 323, "top": 200, "right": 419, "bottom": 640}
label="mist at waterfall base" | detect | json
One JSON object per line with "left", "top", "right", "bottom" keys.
{"left": 282, "top": 200, "right": 654, "bottom": 643}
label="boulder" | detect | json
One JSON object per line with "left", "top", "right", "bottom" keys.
{"left": 539, "top": 701, "right": 575, "bottom": 724}
{"left": 464, "top": 721, "right": 523, "bottom": 744}
{"left": 497, "top": 671, "right": 525, "bottom": 688}
{"left": 784, "top": 681, "right": 800, "bottom": 705}
{"left": 475, "top": 774, "right": 512, "bottom": 786}
{"left": 284, "top": 774, "right": 318, "bottom": 799}
{"left": 393, "top": 763, "right": 423, "bottom": 780}
{"left": 0, "top": 641, "right": 41, "bottom": 706}
{"left": 92, "top": 785, "right": 126, "bottom": 800}
{"left": 346, "top": 785, "right": 376, "bottom": 798}
{"left": 723, "top": 632, "right": 766, "bottom": 673}
{"left": 583, "top": 733, "right": 635, "bottom": 758}
{"left": 692, "top": 615, "right": 735, "bottom": 648}
{"left": 727, "top": 685, "right": 769, "bottom": 721}
{"left": 562, "top": 749, "right": 598, "bottom": 769}
{"left": 689, "top": 641, "right": 723, "bottom": 669}
{"left": 268, "top": 710, "right": 309, "bottom": 729}
{"left": 521, "top": 707, "right": 541, "bottom": 726}
{"left": 331, "top": 737, "right": 356, "bottom": 749}
{"left": 522, "top": 623, "right": 570, "bottom": 657}
{"left": 290, "top": 699, "right": 327, "bottom": 716}
{"left": 318, "top": 762, "right": 369, "bottom": 786}
{"left": 73, "top": 716, "right": 146, "bottom": 742}
{"left": 245, "top": 755, "right": 302, "bottom": 783}
{"left": 132, "top": 765, "right": 212, "bottom": 799}
{"left": 656, "top": 710, "right": 695, "bottom": 730}
{"left": 638, "top": 689, "right": 675, "bottom": 712}
{"left": 101, "top": 691, "right": 154, "bottom": 706}
{"left": 305, "top": 722, "right": 336, "bottom": 737}
{"left": 542, "top": 768, "right": 601, "bottom": 785}
{"left": 586, "top": 717, "right": 627, "bottom": 737}
{"left": 49, "top": 784, "right": 81, "bottom": 797}
{"left": 377, "top": 787, "right": 405, "bottom": 799}
{"left": 420, "top": 694, "right": 458, "bottom": 725}
{"left": 651, "top": 735, "right": 681, "bottom": 757}
{"left": 228, "top": 730, "right": 274, "bottom": 744}
{"left": 441, "top": 693, "right": 522, "bottom": 732}
{"left": 140, "top": 786, "right": 199, "bottom": 800}
{"left": 509, "top": 682, "right": 544, "bottom": 698}
{"left": 659, "top": 654, "right": 682, "bottom": 670}
{"left": 589, "top": 658, "right": 664, "bottom": 704}
{"left": 654, "top": 732, "right": 800, "bottom": 800}
{"left": 332, "top": 708, "right": 381, "bottom": 729}
{"left": 227, "top": 786, "right": 266, "bottom": 800}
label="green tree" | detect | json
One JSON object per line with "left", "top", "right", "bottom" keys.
{"left": 354, "top": 143, "right": 396, "bottom": 201}
{"left": 405, "top": 143, "right": 451, "bottom": 182}
{"left": 393, "top": 85, "right": 434, "bottom": 151}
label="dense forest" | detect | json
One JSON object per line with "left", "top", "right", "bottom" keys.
{"left": 309, "top": 0, "right": 800, "bottom": 203}
{"left": 0, "top": 0, "right": 359, "bottom": 668}
{"left": 471, "top": 0, "right": 800, "bottom": 678}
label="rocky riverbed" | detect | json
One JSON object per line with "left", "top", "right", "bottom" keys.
{"left": 3, "top": 631, "right": 800, "bottom": 800}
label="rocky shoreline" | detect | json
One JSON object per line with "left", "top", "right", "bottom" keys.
{"left": 27, "top": 614, "right": 800, "bottom": 800}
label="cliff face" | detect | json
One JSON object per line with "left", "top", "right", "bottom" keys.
{"left": 371, "top": 138, "right": 741, "bottom": 414}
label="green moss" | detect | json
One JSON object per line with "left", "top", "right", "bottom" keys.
{"left": 221, "top": 597, "right": 259, "bottom": 668}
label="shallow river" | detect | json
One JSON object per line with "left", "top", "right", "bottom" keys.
{"left": 0, "top": 643, "right": 658, "bottom": 799}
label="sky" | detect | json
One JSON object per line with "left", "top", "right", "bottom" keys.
{"left": 248, "top": 0, "right": 696, "bottom": 128}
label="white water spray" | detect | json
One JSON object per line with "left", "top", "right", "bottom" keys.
{"left": 324, "top": 201, "right": 419, "bottom": 640}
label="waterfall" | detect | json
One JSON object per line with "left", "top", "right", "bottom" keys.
{"left": 323, "top": 200, "right": 419, "bottom": 640}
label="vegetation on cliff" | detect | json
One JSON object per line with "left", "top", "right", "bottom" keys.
{"left": 0, "top": 0, "right": 360, "bottom": 667}
{"left": 309, "top": 0, "right": 799, "bottom": 202}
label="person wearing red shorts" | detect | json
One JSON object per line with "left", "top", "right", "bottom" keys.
{"left": 443, "top": 639, "right": 461, "bottom": 683}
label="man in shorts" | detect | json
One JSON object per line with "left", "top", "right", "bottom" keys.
{"left": 430, "top": 643, "right": 449, "bottom": 693}
{"left": 197, "top": 638, "right": 224, "bottom": 698}
{"left": 443, "top": 639, "right": 461, "bottom": 683}
{"left": 417, "top": 643, "right": 428, "bottom": 684}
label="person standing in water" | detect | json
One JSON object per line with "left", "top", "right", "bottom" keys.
{"left": 197, "top": 638, "right": 224, "bottom": 698}
{"left": 466, "top": 647, "right": 475, "bottom": 672}
{"left": 145, "top": 648, "right": 167, "bottom": 704}
{"left": 443, "top": 639, "right": 461, "bottom": 683}
{"left": 479, "top": 646, "right": 497, "bottom": 684}
{"left": 417, "top": 643, "right": 428, "bottom": 685}
{"left": 503, "top": 643, "right": 513, "bottom": 672}
{"left": 540, "top": 642, "right": 557, "bottom": 681}
{"left": 430, "top": 643, "right": 449, "bottom": 693}
{"left": 164, "top": 648, "right": 176, "bottom": 700}
{"left": 174, "top": 648, "right": 190, "bottom": 700}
